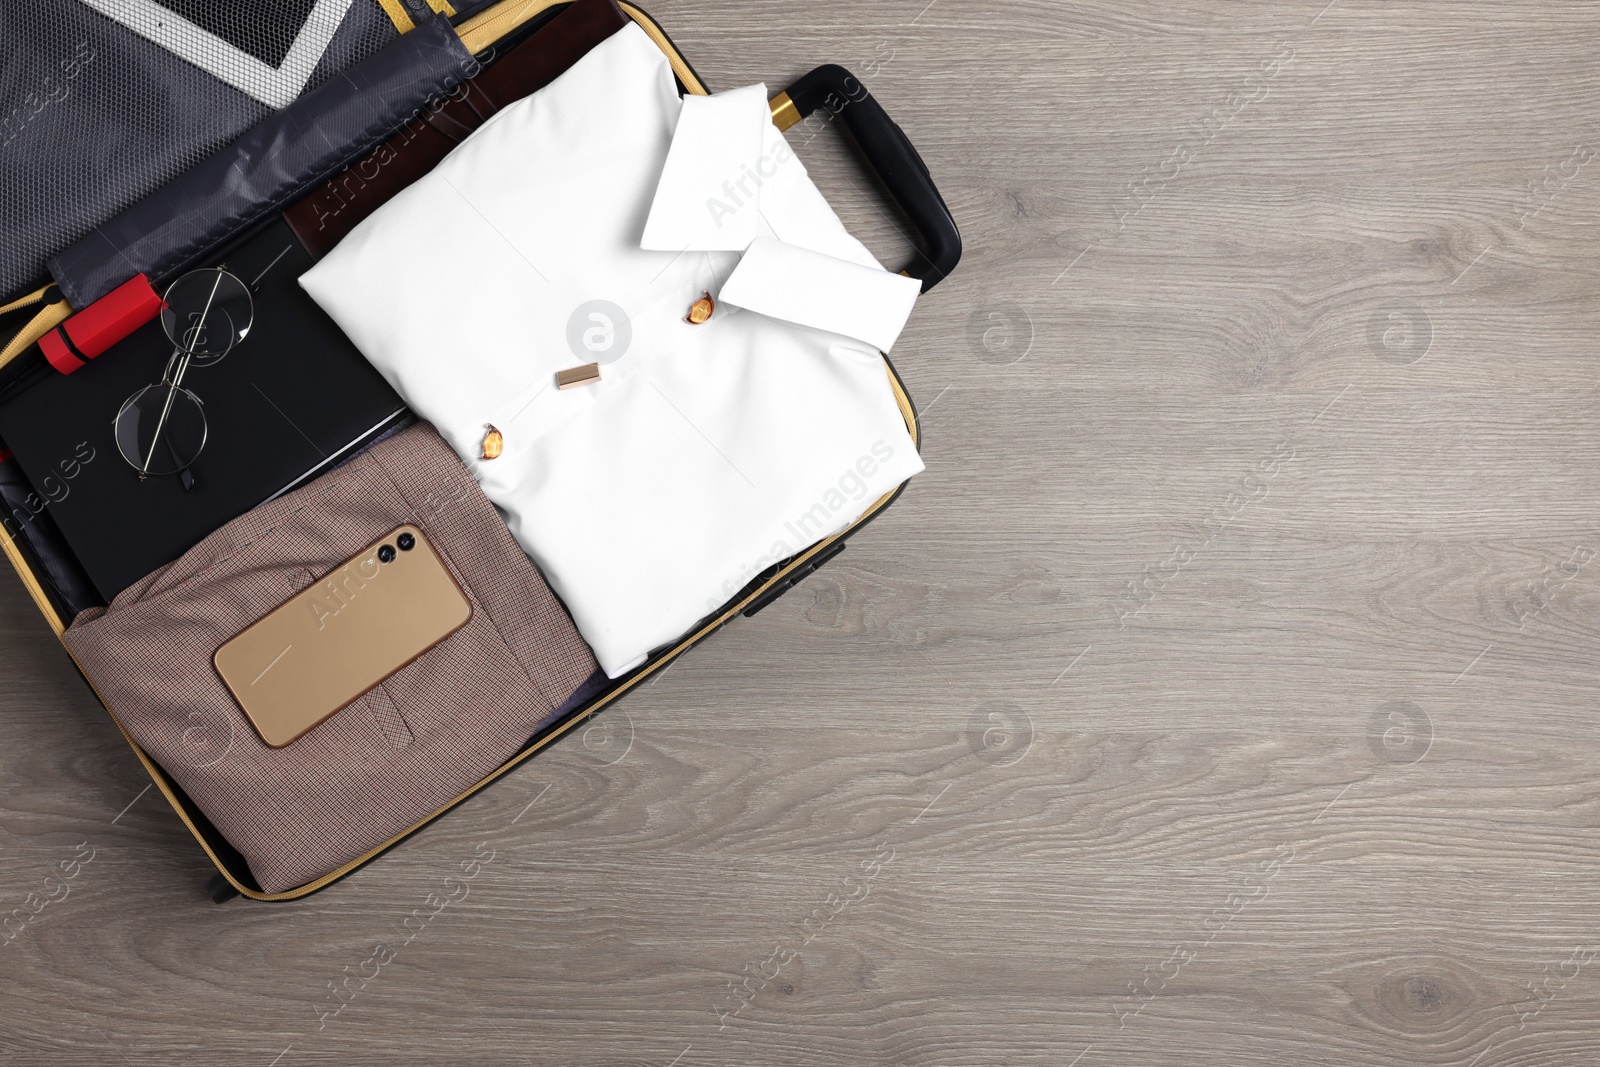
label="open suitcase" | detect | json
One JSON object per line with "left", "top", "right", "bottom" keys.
{"left": 0, "top": 0, "right": 960, "bottom": 901}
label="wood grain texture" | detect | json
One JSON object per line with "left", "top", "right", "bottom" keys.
{"left": 4, "top": 0, "right": 1600, "bottom": 1063}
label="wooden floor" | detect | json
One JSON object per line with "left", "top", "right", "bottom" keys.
{"left": 5, "top": 0, "right": 1600, "bottom": 1062}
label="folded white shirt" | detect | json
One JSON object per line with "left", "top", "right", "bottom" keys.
{"left": 300, "top": 24, "right": 923, "bottom": 677}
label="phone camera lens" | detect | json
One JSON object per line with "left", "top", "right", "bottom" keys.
{"left": 397, "top": 533, "right": 416, "bottom": 552}
{"left": 377, "top": 544, "right": 397, "bottom": 563}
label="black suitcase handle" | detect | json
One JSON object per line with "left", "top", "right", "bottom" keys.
{"left": 772, "top": 66, "right": 961, "bottom": 292}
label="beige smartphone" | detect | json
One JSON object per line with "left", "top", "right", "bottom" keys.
{"left": 214, "top": 524, "right": 471, "bottom": 747}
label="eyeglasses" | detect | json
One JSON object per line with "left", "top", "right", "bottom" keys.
{"left": 113, "top": 268, "right": 253, "bottom": 482}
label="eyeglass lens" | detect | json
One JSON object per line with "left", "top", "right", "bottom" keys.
{"left": 114, "top": 384, "right": 207, "bottom": 477}
{"left": 159, "top": 269, "right": 253, "bottom": 365}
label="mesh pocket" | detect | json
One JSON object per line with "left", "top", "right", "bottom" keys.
{"left": 0, "top": 0, "right": 399, "bottom": 297}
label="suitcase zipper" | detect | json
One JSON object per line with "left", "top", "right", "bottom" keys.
{"left": 0, "top": 284, "right": 56, "bottom": 317}
{"left": 0, "top": 284, "right": 71, "bottom": 372}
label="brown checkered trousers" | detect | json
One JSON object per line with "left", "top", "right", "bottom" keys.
{"left": 64, "top": 423, "right": 599, "bottom": 893}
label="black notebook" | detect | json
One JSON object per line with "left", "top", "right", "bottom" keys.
{"left": 0, "top": 218, "right": 407, "bottom": 602}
